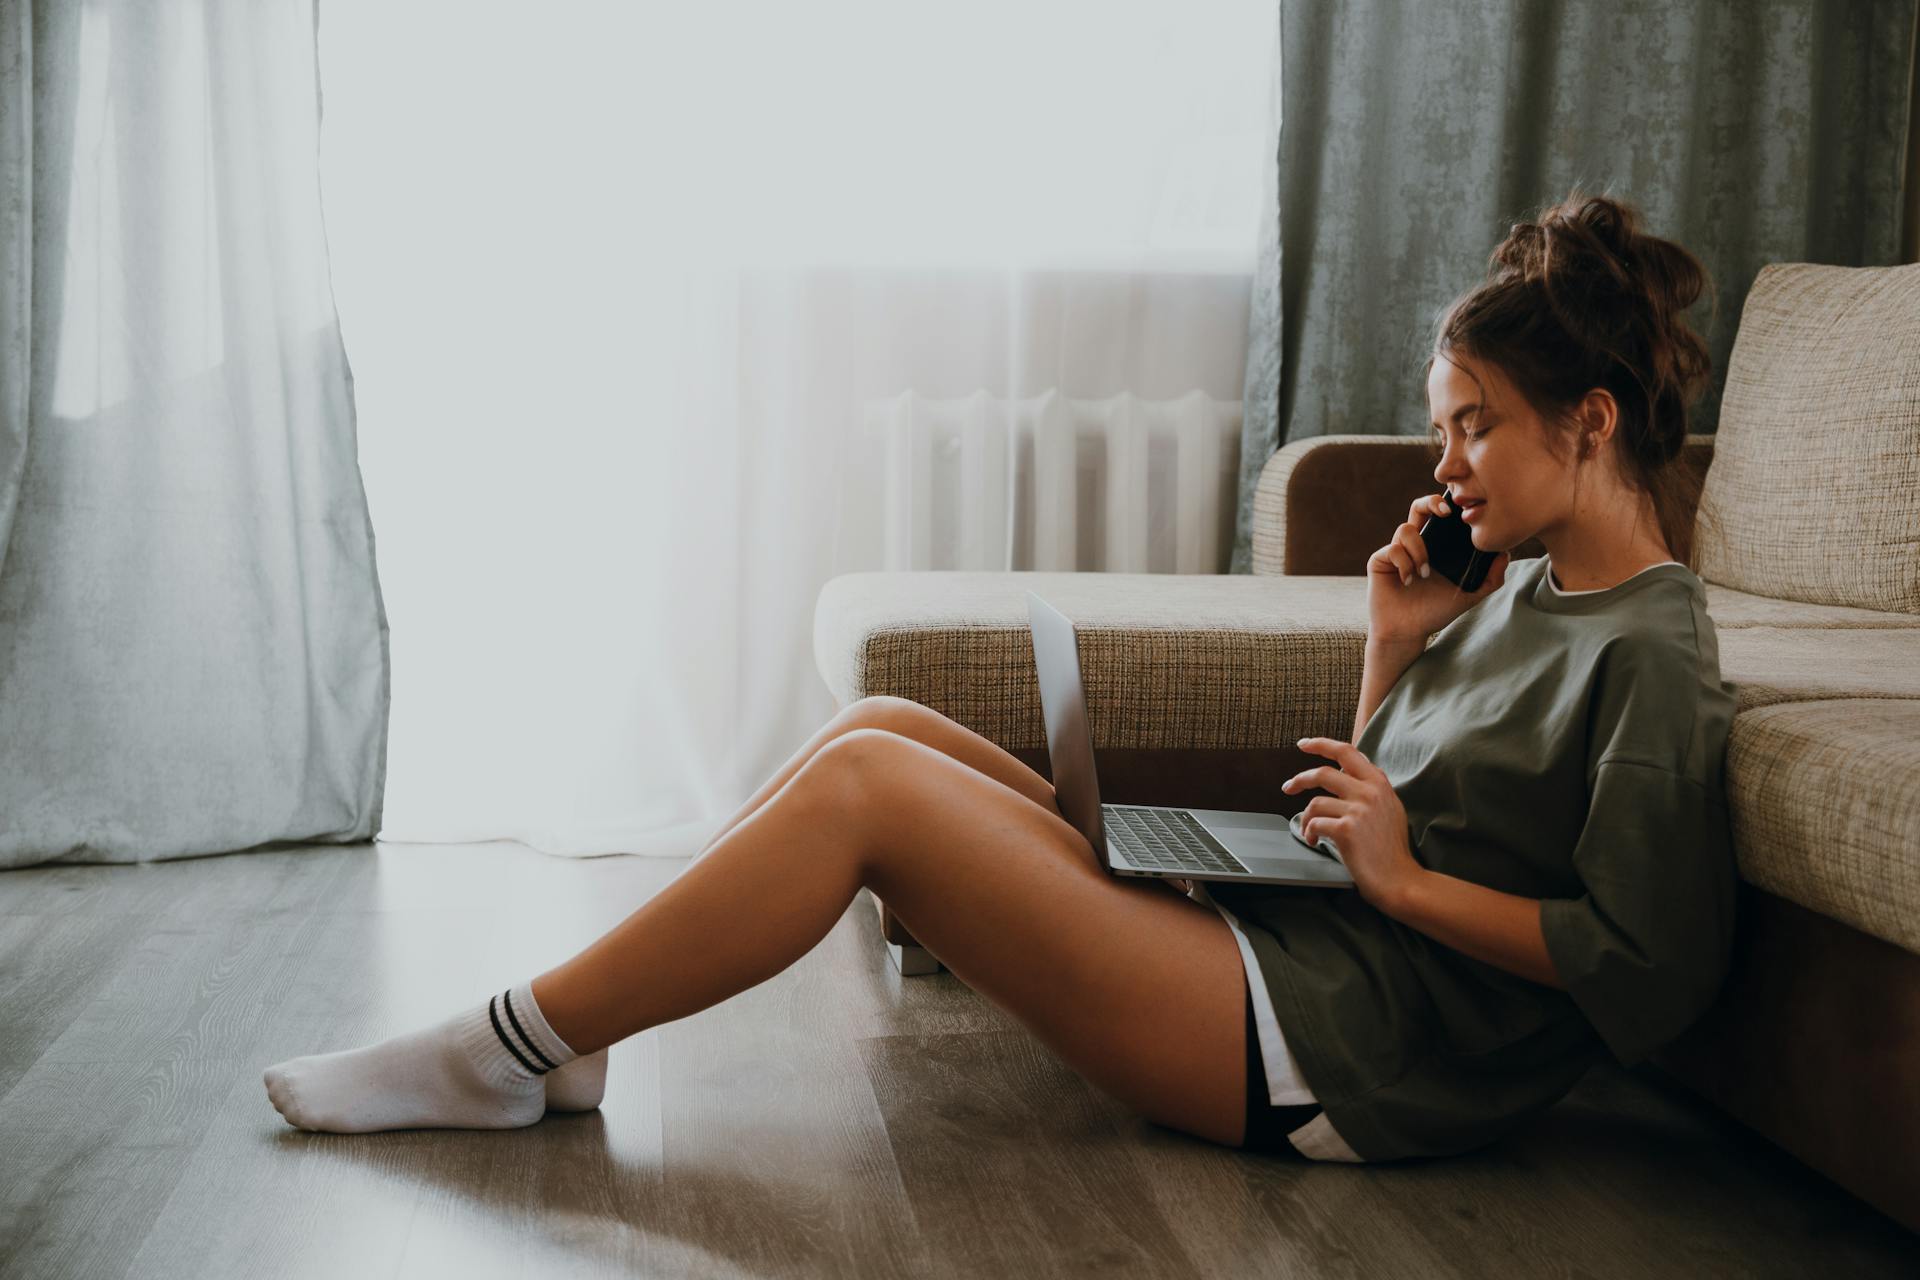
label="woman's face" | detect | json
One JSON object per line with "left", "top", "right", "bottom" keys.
{"left": 1425, "top": 352, "right": 1579, "bottom": 553}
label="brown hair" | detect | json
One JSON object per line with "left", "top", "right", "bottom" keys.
{"left": 1426, "top": 191, "right": 1716, "bottom": 566}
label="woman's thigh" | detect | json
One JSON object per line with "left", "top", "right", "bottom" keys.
{"left": 818, "top": 727, "right": 1248, "bottom": 1148}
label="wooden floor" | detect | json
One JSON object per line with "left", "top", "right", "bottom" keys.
{"left": 1, "top": 841, "right": 1912, "bottom": 1279}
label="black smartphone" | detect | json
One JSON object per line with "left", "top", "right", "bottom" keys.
{"left": 1418, "top": 495, "right": 1496, "bottom": 592}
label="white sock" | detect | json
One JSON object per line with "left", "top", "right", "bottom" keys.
{"left": 545, "top": 1049, "right": 609, "bottom": 1112}
{"left": 263, "top": 980, "right": 582, "bottom": 1133}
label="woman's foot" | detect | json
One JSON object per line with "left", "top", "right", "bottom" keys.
{"left": 544, "top": 1048, "right": 609, "bottom": 1112}
{"left": 263, "top": 985, "right": 578, "bottom": 1133}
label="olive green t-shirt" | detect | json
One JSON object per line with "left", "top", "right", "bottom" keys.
{"left": 1213, "top": 553, "right": 1739, "bottom": 1161}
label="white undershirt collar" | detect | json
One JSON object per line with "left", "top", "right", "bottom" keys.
{"left": 1545, "top": 559, "right": 1683, "bottom": 595}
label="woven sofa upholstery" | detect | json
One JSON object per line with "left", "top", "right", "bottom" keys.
{"left": 810, "top": 261, "right": 1920, "bottom": 1230}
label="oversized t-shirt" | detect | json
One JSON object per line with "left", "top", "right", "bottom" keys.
{"left": 1211, "top": 553, "right": 1739, "bottom": 1161}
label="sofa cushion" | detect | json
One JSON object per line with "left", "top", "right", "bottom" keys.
{"left": 1693, "top": 262, "right": 1920, "bottom": 615}
{"left": 1726, "top": 699, "right": 1920, "bottom": 954}
{"left": 1716, "top": 627, "right": 1920, "bottom": 712}
{"left": 1701, "top": 582, "right": 1920, "bottom": 630}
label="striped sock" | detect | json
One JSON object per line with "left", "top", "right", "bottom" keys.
{"left": 263, "top": 980, "right": 581, "bottom": 1134}
{"left": 489, "top": 981, "right": 582, "bottom": 1079}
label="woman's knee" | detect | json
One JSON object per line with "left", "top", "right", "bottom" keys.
{"left": 838, "top": 694, "right": 952, "bottom": 739}
{"left": 794, "top": 729, "right": 935, "bottom": 872}
{"left": 839, "top": 697, "right": 1055, "bottom": 807}
{"left": 796, "top": 726, "right": 917, "bottom": 808}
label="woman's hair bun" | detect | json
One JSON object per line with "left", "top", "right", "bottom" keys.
{"left": 1475, "top": 191, "right": 1712, "bottom": 465}
{"left": 1490, "top": 193, "right": 1706, "bottom": 329}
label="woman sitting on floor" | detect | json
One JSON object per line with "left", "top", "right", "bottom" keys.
{"left": 262, "top": 191, "right": 1739, "bottom": 1165}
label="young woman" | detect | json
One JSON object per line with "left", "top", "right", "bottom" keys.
{"left": 263, "top": 191, "right": 1739, "bottom": 1164}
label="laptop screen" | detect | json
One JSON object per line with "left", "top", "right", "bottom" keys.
{"left": 1025, "top": 592, "right": 1109, "bottom": 867}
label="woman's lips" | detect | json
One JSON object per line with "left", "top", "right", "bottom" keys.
{"left": 1461, "top": 501, "right": 1485, "bottom": 522}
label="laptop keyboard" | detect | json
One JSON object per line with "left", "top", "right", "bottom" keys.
{"left": 1104, "top": 807, "right": 1250, "bottom": 876}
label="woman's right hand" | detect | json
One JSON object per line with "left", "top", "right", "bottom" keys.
{"left": 1365, "top": 493, "right": 1510, "bottom": 644}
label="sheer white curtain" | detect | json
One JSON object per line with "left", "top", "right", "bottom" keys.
{"left": 317, "top": 0, "right": 1275, "bottom": 856}
{"left": 1, "top": 1, "right": 388, "bottom": 869}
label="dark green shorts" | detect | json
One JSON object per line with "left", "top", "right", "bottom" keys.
{"left": 1241, "top": 975, "right": 1321, "bottom": 1156}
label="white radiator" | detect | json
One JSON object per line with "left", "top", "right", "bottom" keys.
{"left": 871, "top": 389, "right": 1244, "bottom": 574}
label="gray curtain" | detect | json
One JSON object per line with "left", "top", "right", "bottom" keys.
{"left": 0, "top": 0, "right": 389, "bottom": 867}
{"left": 1231, "top": 0, "right": 1920, "bottom": 573}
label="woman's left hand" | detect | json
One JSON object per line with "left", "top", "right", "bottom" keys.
{"left": 1282, "top": 737, "right": 1425, "bottom": 913}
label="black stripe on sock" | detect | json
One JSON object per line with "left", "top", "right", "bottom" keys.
{"left": 502, "top": 988, "right": 560, "bottom": 1071}
{"left": 488, "top": 993, "right": 548, "bottom": 1075}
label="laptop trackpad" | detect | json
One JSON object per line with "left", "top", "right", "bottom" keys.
{"left": 1194, "top": 811, "right": 1340, "bottom": 860}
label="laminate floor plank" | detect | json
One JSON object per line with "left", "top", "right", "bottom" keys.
{"left": 858, "top": 1028, "right": 1198, "bottom": 1276}
{"left": 1122, "top": 1125, "right": 1460, "bottom": 1279}
{"left": 0, "top": 841, "right": 1912, "bottom": 1280}
{"left": 0, "top": 922, "right": 317, "bottom": 1279}
{"left": 644, "top": 907, "right": 923, "bottom": 1279}
{"left": 120, "top": 1068, "right": 423, "bottom": 1280}
{"left": 0, "top": 842, "right": 356, "bottom": 922}
{"left": 24, "top": 910, "right": 326, "bottom": 1068}
{"left": 0, "top": 913, "right": 155, "bottom": 1101}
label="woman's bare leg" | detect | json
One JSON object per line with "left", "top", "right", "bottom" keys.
{"left": 690, "top": 696, "right": 1059, "bottom": 862}
{"left": 532, "top": 727, "right": 1249, "bottom": 1147}
{"left": 559, "top": 696, "right": 1107, "bottom": 1114}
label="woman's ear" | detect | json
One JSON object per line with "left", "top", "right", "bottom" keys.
{"left": 1578, "top": 388, "right": 1619, "bottom": 454}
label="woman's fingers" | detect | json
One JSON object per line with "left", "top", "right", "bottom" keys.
{"left": 1392, "top": 524, "right": 1430, "bottom": 580}
{"left": 1408, "top": 492, "right": 1449, "bottom": 526}
{"left": 1282, "top": 765, "right": 1360, "bottom": 797}
{"left": 1298, "top": 737, "right": 1385, "bottom": 780}
{"left": 1299, "top": 796, "right": 1351, "bottom": 835}
{"left": 1300, "top": 796, "right": 1356, "bottom": 847}
{"left": 1382, "top": 494, "right": 1446, "bottom": 585}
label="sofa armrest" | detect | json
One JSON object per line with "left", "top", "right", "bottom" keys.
{"left": 1248, "top": 432, "right": 1715, "bottom": 575}
{"left": 1250, "top": 436, "right": 1450, "bottom": 576}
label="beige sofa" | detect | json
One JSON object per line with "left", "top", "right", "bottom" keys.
{"left": 811, "top": 262, "right": 1920, "bottom": 1231}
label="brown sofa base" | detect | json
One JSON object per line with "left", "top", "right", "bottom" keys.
{"left": 1652, "top": 885, "right": 1920, "bottom": 1234}
{"left": 872, "top": 750, "right": 1919, "bottom": 1233}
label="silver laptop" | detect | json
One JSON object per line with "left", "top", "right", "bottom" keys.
{"left": 1026, "top": 590, "right": 1354, "bottom": 888}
